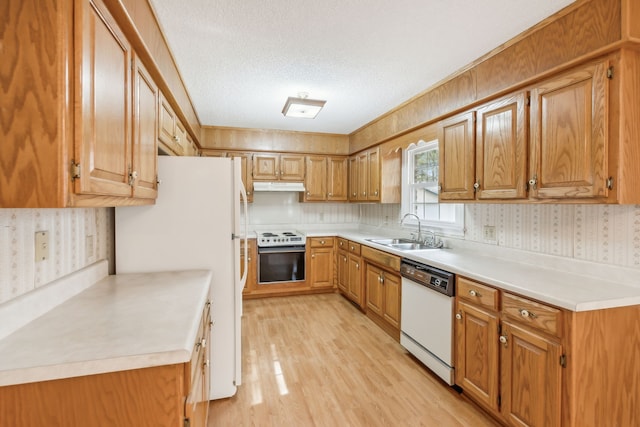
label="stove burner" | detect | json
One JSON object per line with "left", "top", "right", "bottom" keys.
{"left": 262, "top": 232, "right": 277, "bottom": 237}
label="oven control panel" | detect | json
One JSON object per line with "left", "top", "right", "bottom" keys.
{"left": 400, "top": 259, "right": 455, "bottom": 297}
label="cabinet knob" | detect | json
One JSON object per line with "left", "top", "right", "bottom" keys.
{"left": 350, "top": 246, "right": 355, "bottom": 251}
{"left": 311, "top": 254, "right": 315, "bottom": 258}
{"left": 201, "top": 338, "right": 206, "bottom": 349}
{"left": 356, "top": 263, "right": 359, "bottom": 269}
{"left": 455, "top": 312, "right": 462, "bottom": 320}
{"left": 328, "top": 193, "right": 333, "bottom": 197}
{"left": 469, "top": 289, "right": 481, "bottom": 297}
{"left": 519, "top": 309, "right": 536, "bottom": 319}
{"left": 247, "top": 257, "right": 251, "bottom": 262}
{"left": 307, "top": 192, "right": 310, "bottom": 196}
{"left": 362, "top": 192, "right": 367, "bottom": 196}
{"left": 343, "top": 256, "right": 347, "bottom": 262}
{"left": 374, "top": 190, "right": 379, "bottom": 196}
{"left": 528, "top": 174, "right": 538, "bottom": 190}
{"left": 172, "top": 135, "right": 179, "bottom": 142}
{"left": 473, "top": 180, "right": 480, "bottom": 191}
{"left": 320, "top": 240, "right": 325, "bottom": 245}
{"left": 499, "top": 335, "right": 508, "bottom": 346}
{"left": 247, "top": 191, "right": 251, "bottom": 195}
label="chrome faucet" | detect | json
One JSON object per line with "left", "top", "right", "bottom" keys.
{"left": 423, "top": 229, "right": 444, "bottom": 248}
{"left": 401, "top": 213, "right": 422, "bottom": 242}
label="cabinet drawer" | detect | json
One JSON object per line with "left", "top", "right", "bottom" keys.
{"left": 337, "top": 238, "right": 348, "bottom": 250}
{"left": 502, "top": 292, "right": 562, "bottom": 337}
{"left": 457, "top": 277, "right": 499, "bottom": 311}
{"left": 310, "top": 237, "right": 333, "bottom": 248}
{"left": 348, "top": 241, "right": 361, "bottom": 255}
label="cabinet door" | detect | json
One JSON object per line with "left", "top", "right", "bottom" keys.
{"left": 455, "top": 300, "right": 499, "bottom": 412}
{"left": 309, "top": 247, "right": 334, "bottom": 288}
{"left": 347, "top": 254, "right": 363, "bottom": 308}
{"left": 476, "top": 92, "right": 528, "bottom": 200}
{"left": 529, "top": 60, "right": 610, "bottom": 199}
{"left": 367, "top": 147, "right": 381, "bottom": 201}
{"left": 131, "top": 56, "right": 158, "bottom": 199}
{"left": 337, "top": 250, "right": 348, "bottom": 293}
{"left": 348, "top": 156, "right": 359, "bottom": 201}
{"left": 327, "top": 157, "right": 348, "bottom": 201}
{"left": 500, "top": 321, "right": 562, "bottom": 427}
{"left": 280, "top": 155, "right": 305, "bottom": 181}
{"left": 174, "top": 120, "right": 187, "bottom": 156}
{"left": 357, "top": 152, "right": 369, "bottom": 200}
{"left": 75, "top": 0, "right": 132, "bottom": 197}
{"left": 228, "top": 152, "right": 253, "bottom": 203}
{"left": 253, "top": 153, "right": 279, "bottom": 180}
{"left": 366, "top": 264, "right": 384, "bottom": 316}
{"left": 305, "top": 156, "right": 327, "bottom": 201}
{"left": 438, "top": 111, "right": 476, "bottom": 201}
{"left": 382, "top": 271, "right": 400, "bottom": 329}
{"left": 158, "top": 93, "right": 178, "bottom": 154}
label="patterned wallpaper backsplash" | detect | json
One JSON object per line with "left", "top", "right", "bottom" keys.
{"left": 0, "top": 208, "right": 114, "bottom": 304}
{"left": 360, "top": 203, "right": 640, "bottom": 270}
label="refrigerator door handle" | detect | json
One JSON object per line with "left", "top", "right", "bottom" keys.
{"left": 239, "top": 183, "right": 248, "bottom": 288}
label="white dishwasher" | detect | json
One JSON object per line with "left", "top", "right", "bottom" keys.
{"left": 400, "top": 258, "right": 455, "bottom": 385}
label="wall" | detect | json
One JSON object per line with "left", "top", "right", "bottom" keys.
{"left": 0, "top": 208, "right": 114, "bottom": 304}
{"left": 247, "top": 193, "right": 359, "bottom": 229}
{"left": 360, "top": 203, "right": 640, "bottom": 270}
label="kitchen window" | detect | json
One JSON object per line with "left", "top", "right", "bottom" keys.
{"left": 401, "top": 140, "right": 464, "bottom": 235}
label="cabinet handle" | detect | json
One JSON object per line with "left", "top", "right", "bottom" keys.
{"left": 469, "top": 289, "right": 481, "bottom": 297}
{"left": 172, "top": 135, "right": 179, "bottom": 142}
{"left": 201, "top": 338, "right": 206, "bottom": 349}
{"left": 520, "top": 309, "right": 536, "bottom": 319}
{"left": 356, "top": 263, "right": 359, "bottom": 269}
{"left": 473, "top": 180, "right": 480, "bottom": 191}
{"left": 528, "top": 174, "right": 538, "bottom": 190}
{"left": 499, "top": 335, "right": 508, "bottom": 347}
{"left": 311, "top": 254, "right": 315, "bottom": 259}
{"left": 362, "top": 192, "right": 367, "bottom": 196}
{"left": 247, "top": 191, "right": 252, "bottom": 195}
{"left": 320, "top": 240, "right": 325, "bottom": 245}
{"left": 343, "top": 256, "right": 347, "bottom": 262}
{"left": 128, "top": 170, "right": 138, "bottom": 186}
{"left": 380, "top": 273, "right": 385, "bottom": 284}
{"left": 374, "top": 190, "right": 378, "bottom": 196}
{"left": 339, "top": 242, "right": 343, "bottom": 247}
{"left": 204, "top": 359, "right": 210, "bottom": 368}
{"left": 352, "top": 192, "right": 357, "bottom": 197}
{"left": 247, "top": 257, "right": 251, "bottom": 262}
{"left": 350, "top": 246, "right": 355, "bottom": 251}
{"left": 455, "top": 312, "right": 462, "bottom": 320}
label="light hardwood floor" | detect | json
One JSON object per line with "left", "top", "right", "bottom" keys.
{"left": 209, "top": 293, "right": 500, "bottom": 427}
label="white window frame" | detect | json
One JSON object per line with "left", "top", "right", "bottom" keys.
{"left": 401, "top": 139, "right": 464, "bottom": 236}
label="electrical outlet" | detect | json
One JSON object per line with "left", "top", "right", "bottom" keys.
{"left": 35, "top": 231, "right": 49, "bottom": 262}
{"left": 86, "top": 235, "right": 95, "bottom": 261}
{"left": 483, "top": 225, "right": 496, "bottom": 242}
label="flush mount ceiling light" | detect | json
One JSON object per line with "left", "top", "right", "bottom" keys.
{"left": 282, "top": 92, "right": 326, "bottom": 119}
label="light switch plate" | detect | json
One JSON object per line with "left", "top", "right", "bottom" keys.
{"left": 35, "top": 231, "right": 49, "bottom": 261}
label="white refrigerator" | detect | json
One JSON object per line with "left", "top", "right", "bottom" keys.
{"left": 115, "top": 156, "right": 247, "bottom": 400}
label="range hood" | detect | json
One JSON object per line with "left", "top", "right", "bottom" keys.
{"left": 252, "top": 182, "right": 306, "bottom": 192}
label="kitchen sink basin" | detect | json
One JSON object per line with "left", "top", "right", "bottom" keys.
{"left": 365, "top": 238, "right": 441, "bottom": 251}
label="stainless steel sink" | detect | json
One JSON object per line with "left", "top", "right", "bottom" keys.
{"left": 365, "top": 238, "right": 440, "bottom": 251}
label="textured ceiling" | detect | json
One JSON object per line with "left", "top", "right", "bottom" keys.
{"left": 148, "top": 0, "right": 574, "bottom": 134}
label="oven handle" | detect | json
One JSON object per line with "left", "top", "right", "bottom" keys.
{"left": 258, "top": 246, "right": 306, "bottom": 254}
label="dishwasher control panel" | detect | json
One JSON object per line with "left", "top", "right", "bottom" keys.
{"left": 400, "top": 258, "right": 455, "bottom": 296}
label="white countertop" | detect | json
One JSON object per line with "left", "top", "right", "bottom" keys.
{"left": 304, "top": 229, "right": 640, "bottom": 312}
{"left": 0, "top": 269, "right": 211, "bottom": 387}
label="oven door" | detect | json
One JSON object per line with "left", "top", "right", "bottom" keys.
{"left": 257, "top": 245, "right": 306, "bottom": 284}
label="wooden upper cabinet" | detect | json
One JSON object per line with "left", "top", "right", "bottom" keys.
{"left": 327, "top": 157, "right": 348, "bottom": 201}
{"left": 75, "top": 0, "right": 132, "bottom": 198}
{"left": 304, "top": 156, "right": 327, "bottom": 201}
{"left": 158, "top": 92, "right": 185, "bottom": 156}
{"left": 367, "top": 147, "right": 380, "bottom": 201}
{"left": 476, "top": 92, "right": 528, "bottom": 200}
{"left": 131, "top": 56, "right": 158, "bottom": 199}
{"left": 252, "top": 153, "right": 305, "bottom": 181}
{"left": 280, "top": 154, "right": 305, "bottom": 181}
{"left": 227, "top": 152, "right": 253, "bottom": 202}
{"left": 529, "top": 60, "right": 611, "bottom": 200}
{"left": 348, "top": 156, "right": 359, "bottom": 201}
{"left": 303, "top": 156, "right": 347, "bottom": 202}
{"left": 438, "top": 111, "right": 476, "bottom": 201}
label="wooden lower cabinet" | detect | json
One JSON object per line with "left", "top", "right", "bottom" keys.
{"left": 455, "top": 299, "right": 500, "bottom": 412}
{"left": 362, "top": 246, "right": 401, "bottom": 341}
{"left": 347, "top": 253, "right": 363, "bottom": 308}
{"left": 0, "top": 302, "right": 211, "bottom": 427}
{"left": 308, "top": 237, "right": 335, "bottom": 289}
{"left": 455, "top": 277, "right": 640, "bottom": 427}
{"left": 336, "top": 238, "right": 364, "bottom": 309}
